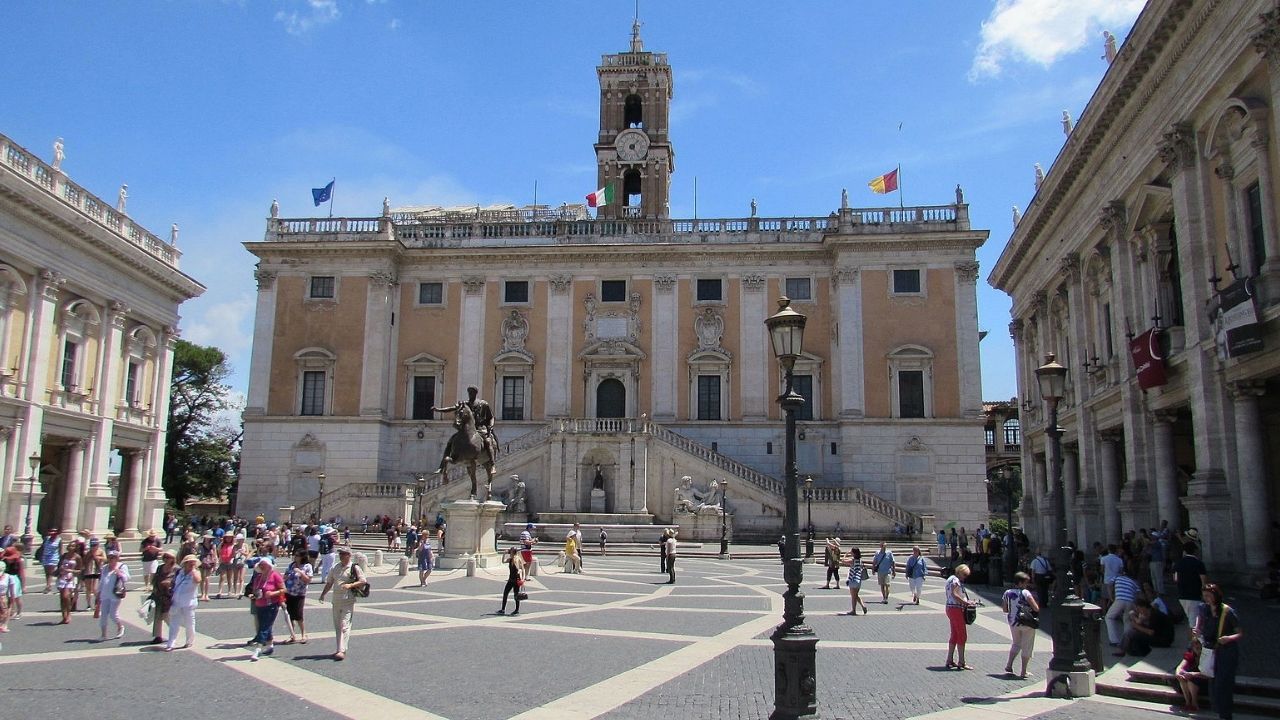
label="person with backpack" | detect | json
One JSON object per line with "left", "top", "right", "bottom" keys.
{"left": 872, "top": 542, "right": 896, "bottom": 604}
{"left": 905, "top": 546, "right": 928, "bottom": 604}
{"left": 1002, "top": 571, "right": 1040, "bottom": 678}
{"left": 842, "top": 547, "right": 869, "bottom": 615}
{"left": 1030, "top": 548, "right": 1053, "bottom": 607}
{"left": 319, "top": 546, "right": 367, "bottom": 661}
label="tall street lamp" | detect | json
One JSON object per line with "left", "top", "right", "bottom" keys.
{"left": 804, "top": 476, "right": 814, "bottom": 559}
{"left": 719, "top": 478, "right": 730, "bottom": 559}
{"left": 21, "top": 452, "right": 41, "bottom": 554}
{"left": 765, "top": 296, "right": 818, "bottom": 719}
{"left": 1036, "top": 353, "right": 1092, "bottom": 694}
{"left": 415, "top": 473, "right": 426, "bottom": 527}
{"left": 999, "top": 465, "right": 1016, "bottom": 582}
{"left": 316, "top": 472, "right": 326, "bottom": 523}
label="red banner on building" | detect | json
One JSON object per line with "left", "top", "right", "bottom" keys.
{"left": 1129, "top": 328, "right": 1167, "bottom": 390}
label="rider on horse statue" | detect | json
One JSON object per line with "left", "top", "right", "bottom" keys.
{"left": 431, "top": 386, "right": 499, "bottom": 496}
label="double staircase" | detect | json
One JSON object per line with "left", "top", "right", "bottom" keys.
{"left": 297, "top": 418, "right": 922, "bottom": 532}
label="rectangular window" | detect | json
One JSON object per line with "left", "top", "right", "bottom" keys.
{"left": 601, "top": 280, "right": 627, "bottom": 302}
{"left": 898, "top": 370, "right": 925, "bottom": 418}
{"left": 309, "top": 276, "right": 335, "bottom": 299}
{"left": 301, "top": 370, "right": 326, "bottom": 416}
{"left": 1003, "top": 419, "right": 1021, "bottom": 446}
{"left": 785, "top": 277, "right": 812, "bottom": 301}
{"left": 504, "top": 281, "right": 529, "bottom": 304}
{"left": 985, "top": 428, "right": 996, "bottom": 448}
{"left": 793, "top": 374, "right": 814, "bottom": 421}
{"left": 1103, "top": 303, "right": 1114, "bottom": 359}
{"left": 1247, "top": 182, "right": 1266, "bottom": 275}
{"left": 502, "top": 376, "right": 525, "bottom": 420}
{"left": 696, "top": 278, "right": 722, "bottom": 302}
{"left": 60, "top": 340, "right": 77, "bottom": 388}
{"left": 892, "top": 269, "right": 921, "bottom": 294}
{"left": 696, "top": 375, "right": 721, "bottom": 420}
{"left": 126, "top": 361, "right": 140, "bottom": 404}
{"left": 418, "top": 282, "right": 443, "bottom": 305}
{"left": 411, "top": 376, "right": 435, "bottom": 420}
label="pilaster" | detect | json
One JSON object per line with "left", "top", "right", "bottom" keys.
{"left": 1148, "top": 410, "right": 1181, "bottom": 531}
{"left": 60, "top": 439, "right": 88, "bottom": 537}
{"left": 739, "top": 273, "right": 767, "bottom": 419}
{"left": 650, "top": 275, "right": 677, "bottom": 420}
{"left": 359, "top": 271, "right": 397, "bottom": 417}
{"left": 245, "top": 269, "right": 277, "bottom": 416}
{"left": 833, "top": 267, "right": 863, "bottom": 419}
{"left": 544, "top": 275, "right": 574, "bottom": 416}
{"left": 457, "top": 277, "right": 487, "bottom": 395}
{"left": 1097, "top": 429, "right": 1123, "bottom": 544}
{"left": 953, "top": 261, "right": 982, "bottom": 417}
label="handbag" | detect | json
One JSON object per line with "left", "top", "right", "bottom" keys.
{"left": 113, "top": 574, "right": 127, "bottom": 599}
{"left": 962, "top": 587, "right": 976, "bottom": 625}
{"left": 349, "top": 565, "right": 370, "bottom": 598}
{"left": 516, "top": 591, "right": 528, "bottom": 601}
{"left": 1015, "top": 603, "right": 1039, "bottom": 629}
{"left": 1201, "top": 604, "right": 1230, "bottom": 678}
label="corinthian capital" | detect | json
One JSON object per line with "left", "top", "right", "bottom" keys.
{"left": 1157, "top": 122, "right": 1196, "bottom": 171}
{"left": 1253, "top": 6, "right": 1280, "bottom": 64}
{"left": 954, "top": 261, "right": 980, "bottom": 283}
{"left": 1059, "top": 253, "right": 1081, "bottom": 282}
{"left": 1099, "top": 200, "right": 1126, "bottom": 237}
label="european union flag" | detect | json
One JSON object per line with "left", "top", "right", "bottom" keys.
{"left": 312, "top": 180, "right": 334, "bottom": 207}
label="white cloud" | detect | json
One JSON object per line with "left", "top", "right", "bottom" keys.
{"left": 970, "top": 0, "right": 1145, "bottom": 80}
{"left": 275, "top": 0, "right": 340, "bottom": 36}
{"left": 389, "top": 18, "right": 401, "bottom": 31}
{"left": 181, "top": 294, "right": 256, "bottom": 360}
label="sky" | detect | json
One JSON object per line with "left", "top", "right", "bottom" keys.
{"left": 1, "top": 0, "right": 1146, "bottom": 408}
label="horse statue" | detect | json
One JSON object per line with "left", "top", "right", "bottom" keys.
{"left": 436, "top": 401, "right": 497, "bottom": 500}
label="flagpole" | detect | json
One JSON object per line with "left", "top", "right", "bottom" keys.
{"left": 694, "top": 176, "right": 698, "bottom": 222}
{"left": 897, "top": 164, "right": 904, "bottom": 211}
{"left": 328, "top": 177, "right": 335, "bottom": 219}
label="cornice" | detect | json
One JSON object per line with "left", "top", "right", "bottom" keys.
{"left": 990, "top": 0, "right": 1209, "bottom": 290}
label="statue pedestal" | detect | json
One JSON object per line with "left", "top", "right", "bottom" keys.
{"left": 437, "top": 499, "right": 506, "bottom": 570}
{"left": 589, "top": 488, "right": 607, "bottom": 513}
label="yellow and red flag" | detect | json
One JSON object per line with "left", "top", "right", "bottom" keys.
{"left": 868, "top": 168, "right": 899, "bottom": 194}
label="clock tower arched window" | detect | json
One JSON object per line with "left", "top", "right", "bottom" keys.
{"left": 624, "top": 94, "right": 644, "bottom": 128}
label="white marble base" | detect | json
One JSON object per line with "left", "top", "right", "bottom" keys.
{"left": 589, "top": 488, "right": 607, "bottom": 513}
{"left": 437, "top": 499, "right": 506, "bottom": 570}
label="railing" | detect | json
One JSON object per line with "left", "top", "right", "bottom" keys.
{"left": 0, "top": 134, "right": 182, "bottom": 268}
{"left": 600, "top": 52, "right": 668, "bottom": 67}
{"left": 265, "top": 203, "right": 965, "bottom": 248}
{"left": 646, "top": 423, "right": 784, "bottom": 496}
{"left": 293, "top": 482, "right": 411, "bottom": 521}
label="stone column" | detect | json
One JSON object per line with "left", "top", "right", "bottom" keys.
{"left": 739, "top": 274, "right": 768, "bottom": 419}
{"left": 650, "top": 275, "right": 677, "bottom": 420}
{"left": 244, "top": 270, "right": 277, "bottom": 416}
{"left": 120, "top": 449, "right": 146, "bottom": 536}
{"left": 1032, "top": 454, "right": 1049, "bottom": 545}
{"left": 954, "top": 262, "right": 982, "bottom": 417}
{"left": 834, "top": 267, "right": 864, "bottom": 419}
{"left": 1148, "top": 410, "right": 1181, "bottom": 531}
{"left": 544, "top": 275, "right": 574, "bottom": 416}
{"left": 1063, "top": 445, "right": 1079, "bottom": 544}
{"left": 60, "top": 439, "right": 88, "bottom": 537}
{"left": 1097, "top": 430, "right": 1122, "bottom": 544}
{"left": 359, "top": 271, "right": 396, "bottom": 417}
{"left": 1230, "top": 382, "right": 1272, "bottom": 569}
{"left": 1251, "top": 14, "right": 1280, "bottom": 287}
{"left": 457, "top": 277, "right": 487, "bottom": 395}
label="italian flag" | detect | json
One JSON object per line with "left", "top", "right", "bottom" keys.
{"left": 586, "top": 185, "right": 615, "bottom": 208}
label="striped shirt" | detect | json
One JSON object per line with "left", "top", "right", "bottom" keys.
{"left": 1113, "top": 574, "right": 1141, "bottom": 603}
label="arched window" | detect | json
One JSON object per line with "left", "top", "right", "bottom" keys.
{"left": 1003, "top": 418, "right": 1021, "bottom": 447}
{"left": 623, "top": 169, "right": 642, "bottom": 213}
{"left": 596, "top": 378, "right": 626, "bottom": 418}
{"left": 624, "top": 94, "right": 644, "bottom": 128}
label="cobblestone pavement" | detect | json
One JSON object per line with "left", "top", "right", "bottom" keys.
{"left": 0, "top": 552, "right": 1214, "bottom": 720}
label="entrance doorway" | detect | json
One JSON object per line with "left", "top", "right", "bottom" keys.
{"left": 596, "top": 379, "right": 626, "bottom": 418}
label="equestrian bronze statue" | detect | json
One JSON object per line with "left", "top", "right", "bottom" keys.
{"left": 432, "top": 386, "right": 499, "bottom": 500}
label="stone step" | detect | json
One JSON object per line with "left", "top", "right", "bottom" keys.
{"left": 1094, "top": 665, "right": 1280, "bottom": 717}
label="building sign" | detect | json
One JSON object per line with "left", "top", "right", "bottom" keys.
{"left": 1129, "top": 327, "right": 1167, "bottom": 389}
{"left": 1209, "top": 277, "right": 1264, "bottom": 359}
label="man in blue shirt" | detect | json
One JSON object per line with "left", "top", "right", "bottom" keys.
{"left": 1106, "top": 567, "right": 1142, "bottom": 645}
{"left": 872, "top": 541, "right": 896, "bottom": 604}
{"left": 37, "top": 529, "right": 61, "bottom": 593}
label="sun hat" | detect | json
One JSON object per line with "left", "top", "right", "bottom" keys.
{"left": 181, "top": 554, "right": 199, "bottom": 565}
{"left": 336, "top": 546, "right": 352, "bottom": 555}
{"left": 106, "top": 549, "right": 121, "bottom": 557}
{"left": 256, "top": 556, "right": 274, "bottom": 568}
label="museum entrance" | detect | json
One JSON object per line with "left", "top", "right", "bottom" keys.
{"left": 596, "top": 379, "right": 625, "bottom": 418}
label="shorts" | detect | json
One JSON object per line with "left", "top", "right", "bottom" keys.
{"left": 57, "top": 578, "right": 77, "bottom": 591}
{"left": 81, "top": 573, "right": 101, "bottom": 580}
{"left": 877, "top": 572, "right": 892, "bottom": 588}
{"left": 520, "top": 549, "right": 534, "bottom": 566}
{"left": 417, "top": 555, "right": 433, "bottom": 572}
{"left": 142, "top": 560, "right": 159, "bottom": 574}
{"left": 285, "top": 594, "right": 306, "bottom": 622}
{"left": 9, "top": 577, "right": 22, "bottom": 597}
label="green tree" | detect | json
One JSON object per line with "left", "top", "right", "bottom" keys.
{"left": 164, "top": 340, "right": 240, "bottom": 507}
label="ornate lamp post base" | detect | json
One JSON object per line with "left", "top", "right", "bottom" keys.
{"left": 770, "top": 558, "right": 819, "bottom": 719}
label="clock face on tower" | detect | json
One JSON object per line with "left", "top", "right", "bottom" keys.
{"left": 615, "top": 129, "right": 650, "bottom": 162}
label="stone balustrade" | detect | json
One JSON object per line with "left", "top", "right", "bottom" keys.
{"left": 0, "top": 133, "right": 181, "bottom": 268}
{"left": 266, "top": 202, "right": 967, "bottom": 248}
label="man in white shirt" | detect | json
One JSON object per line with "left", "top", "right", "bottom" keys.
{"left": 1099, "top": 544, "right": 1125, "bottom": 612}
{"left": 567, "top": 522, "right": 584, "bottom": 571}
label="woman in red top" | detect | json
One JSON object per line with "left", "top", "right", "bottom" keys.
{"left": 248, "top": 557, "right": 286, "bottom": 661}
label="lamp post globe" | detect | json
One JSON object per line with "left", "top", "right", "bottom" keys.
{"left": 764, "top": 297, "right": 818, "bottom": 719}
{"left": 1035, "top": 353, "right": 1092, "bottom": 692}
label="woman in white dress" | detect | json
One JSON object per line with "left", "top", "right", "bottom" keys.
{"left": 96, "top": 550, "right": 130, "bottom": 641}
{"left": 164, "top": 555, "right": 201, "bottom": 651}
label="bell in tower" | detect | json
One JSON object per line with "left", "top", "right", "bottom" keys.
{"left": 594, "top": 18, "right": 674, "bottom": 220}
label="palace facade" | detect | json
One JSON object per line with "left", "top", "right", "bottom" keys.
{"left": 0, "top": 132, "right": 204, "bottom": 540}
{"left": 991, "top": 0, "right": 1280, "bottom": 576}
{"left": 239, "top": 26, "right": 991, "bottom": 535}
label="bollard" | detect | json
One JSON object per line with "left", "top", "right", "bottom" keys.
{"left": 373, "top": 550, "right": 384, "bottom": 567}
{"left": 527, "top": 556, "right": 539, "bottom": 577}
{"left": 466, "top": 555, "right": 477, "bottom": 577}
{"left": 397, "top": 555, "right": 409, "bottom": 576}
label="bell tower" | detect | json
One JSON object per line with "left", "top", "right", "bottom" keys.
{"left": 594, "top": 19, "right": 674, "bottom": 219}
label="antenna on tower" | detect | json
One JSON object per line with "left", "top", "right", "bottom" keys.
{"left": 630, "top": 0, "right": 643, "bottom": 52}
